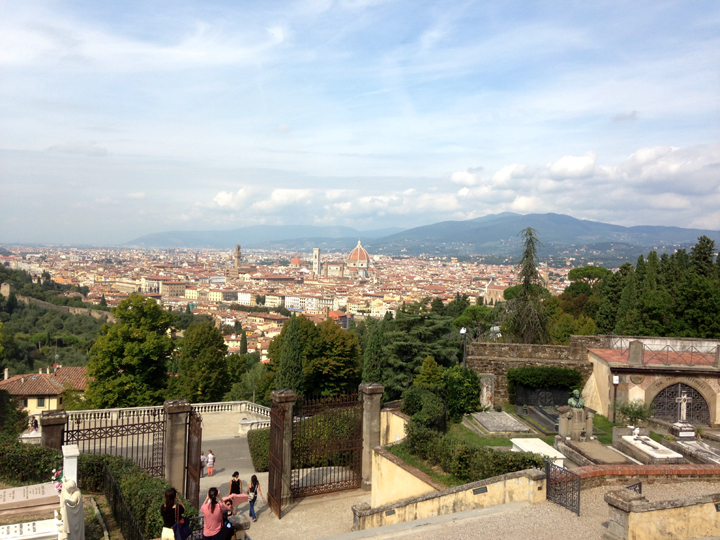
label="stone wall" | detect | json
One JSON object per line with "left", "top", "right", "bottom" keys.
{"left": 575, "top": 464, "right": 720, "bottom": 490}
{"left": 16, "top": 295, "right": 116, "bottom": 323}
{"left": 466, "top": 338, "right": 594, "bottom": 406}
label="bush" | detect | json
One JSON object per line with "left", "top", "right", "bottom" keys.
{"left": 441, "top": 366, "right": 480, "bottom": 422}
{"left": 247, "top": 428, "right": 270, "bottom": 472}
{"left": 404, "top": 421, "right": 544, "bottom": 483}
{"left": 402, "top": 386, "right": 446, "bottom": 432}
{"left": 618, "top": 399, "right": 655, "bottom": 426}
{"left": 0, "top": 440, "right": 62, "bottom": 485}
{"left": 506, "top": 366, "right": 584, "bottom": 403}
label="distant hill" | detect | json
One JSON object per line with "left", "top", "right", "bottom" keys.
{"left": 126, "top": 213, "right": 720, "bottom": 261}
{"left": 126, "top": 225, "right": 405, "bottom": 249}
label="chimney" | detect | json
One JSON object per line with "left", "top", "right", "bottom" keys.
{"left": 46, "top": 367, "right": 50, "bottom": 374}
{"left": 39, "top": 368, "right": 43, "bottom": 375}
{"left": 3, "top": 368, "right": 8, "bottom": 380}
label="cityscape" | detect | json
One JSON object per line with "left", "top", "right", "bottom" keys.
{"left": 1, "top": 1, "right": 719, "bottom": 539}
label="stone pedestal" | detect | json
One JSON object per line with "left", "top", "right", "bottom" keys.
{"left": 61, "top": 446, "right": 80, "bottom": 485}
{"left": 271, "top": 389, "right": 297, "bottom": 508}
{"left": 479, "top": 374, "right": 495, "bottom": 409}
{"left": 557, "top": 406, "right": 591, "bottom": 441}
{"left": 571, "top": 409, "right": 585, "bottom": 441}
{"left": 163, "top": 399, "right": 192, "bottom": 495}
{"left": 359, "top": 382, "right": 383, "bottom": 490}
{"left": 40, "top": 411, "right": 67, "bottom": 450}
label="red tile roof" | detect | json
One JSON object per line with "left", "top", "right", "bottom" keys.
{"left": 0, "top": 366, "right": 87, "bottom": 396}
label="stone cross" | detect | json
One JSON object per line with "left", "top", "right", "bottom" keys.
{"left": 675, "top": 392, "right": 692, "bottom": 423}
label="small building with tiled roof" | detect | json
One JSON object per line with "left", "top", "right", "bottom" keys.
{"left": 0, "top": 366, "right": 88, "bottom": 415}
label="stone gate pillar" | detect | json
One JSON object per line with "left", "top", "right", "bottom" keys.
{"left": 359, "top": 382, "right": 383, "bottom": 490}
{"left": 40, "top": 410, "right": 67, "bottom": 450}
{"left": 271, "top": 389, "right": 296, "bottom": 507}
{"left": 164, "top": 399, "right": 191, "bottom": 493}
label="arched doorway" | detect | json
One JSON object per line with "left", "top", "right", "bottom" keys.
{"left": 651, "top": 383, "right": 711, "bottom": 425}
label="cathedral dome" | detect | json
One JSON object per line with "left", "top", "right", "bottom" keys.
{"left": 347, "top": 240, "right": 369, "bottom": 263}
{"left": 290, "top": 256, "right": 302, "bottom": 265}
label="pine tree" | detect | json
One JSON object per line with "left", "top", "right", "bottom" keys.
{"left": 414, "top": 356, "right": 443, "bottom": 387}
{"left": 614, "top": 271, "right": 640, "bottom": 335}
{"left": 99, "top": 294, "right": 107, "bottom": 308}
{"left": 178, "top": 320, "right": 230, "bottom": 403}
{"left": 275, "top": 315, "right": 305, "bottom": 394}
{"left": 690, "top": 235, "right": 716, "bottom": 278}
{"left": 362, "top": 322, "right": 384, "bottom": 384}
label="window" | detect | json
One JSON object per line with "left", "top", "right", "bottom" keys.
{"left": 22, "top": 398, "right": 28, "bottom": 408}
{"left": 37, "top": 397, "right": 45, "bottom": 407}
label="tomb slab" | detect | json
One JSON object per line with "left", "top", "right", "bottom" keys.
{"left": 472, "top": 412, "right": 529, "bottom": 433}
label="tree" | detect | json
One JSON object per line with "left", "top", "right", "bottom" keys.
{"left": 239, "top": 330, "right": 248, "bottom": 354}
{"left": 178, "top": 320, "right": 230, "bottom": 403}
{"left": 275, "top": 315, "right": 304, "bottom": 394}
{"left": 304, "top": 319, "right": 361, "bottom": 396}
{"left": 85, "top": 294, "right": 176, "bottom": 408}
{"left": 430, "top": 297, "right": 446, "bottom": 315}
{"left": 225, "top": 363, "right": 266, "bottom": 402}
{"left": 567, "top": 266, "right": 612, "bottom": 287}
{"left": 497, "top": 228, "right": 552, "bottom": 344}
{"left": 690, "top": 235, "right": 716, "bottom": 279}
{"left": 99, "top": 294, "right": 107, "bottom": 308}
{"left": 361, "top": 321, "right": 384, "bottom": 384}
{"left": 414, "top": 356, "right": 443, "bottom": 387}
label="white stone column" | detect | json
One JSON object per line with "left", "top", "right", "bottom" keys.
{"left": 62, "top": 445, "right": 80, "bottom": 484}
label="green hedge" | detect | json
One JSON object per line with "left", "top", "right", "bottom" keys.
{"left": 0, "top": 441, "right": 62, "bottom": 485}
{"left": 441, "top": 366, "right": 480, "bottom": 422}
{"left": 405, "top": 422, "right": 544, "bottom": 482}
{"left": 506, "top": 366, "right": 584, "bottom": 402}
{"left": 248, "top": 428, "right": 270, "bottom": 472}
{"left": 401, "top": 387, "right": 446, "bottom": 432}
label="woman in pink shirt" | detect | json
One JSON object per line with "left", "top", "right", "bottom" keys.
{"left": 200, "top": 487, "right": 223, "bottom": 540}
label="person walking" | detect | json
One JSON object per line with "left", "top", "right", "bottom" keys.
{"left": 200, "top": 488, "right": 223, "bottom": 540}
{"left": 207, "top": 450, "right": 215, "bottom": 476}
{"left": 160, "top": 488, "right": 185, "bottom": 540}
{"left": 224, "top": 471, "right": 247, "bottom": 507}
{"left": 246, "top": 475, "right": 265, "bottom": 523}
{"left": 200, "top": 452, "right": 207, "bottom": 478}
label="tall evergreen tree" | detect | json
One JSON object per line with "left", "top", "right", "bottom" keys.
{"left": 690, "top": 235, "right": 716, "bottom": 278}
{"left": 239, "top": 329, "right": 248, "bottom": 354}
{"left": 361, "top": 321, "right": 384, "bottom": 384}
{"left": 614, "top": 270, "right": 641, "bottom": 335}
{"left": 304, "top": 319, "right": 361, "bottom": 395}
{"left": 275, "top": 315, "right": 305, "bottom": 394}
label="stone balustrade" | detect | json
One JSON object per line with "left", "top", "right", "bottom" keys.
{"left": 64, "top": 400, "right": 270, "bottom": 422}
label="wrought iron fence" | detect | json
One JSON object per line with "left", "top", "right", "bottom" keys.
{"left": 102, "top": 463, "right": 146, "bottom": 540}
{"left": 545, "top": 460, "right": 581, "bottom": 516}
{"left": 291, "top": 394, "right": 363, "bottom": 499}
{"left": 64, "top": 407, "right": 166, "bottom": 477}
{"left": 644, "top": 346, "right": 716, "bottom": 367}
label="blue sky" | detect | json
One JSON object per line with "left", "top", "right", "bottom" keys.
{"left": 1, "top": 0, "right": 718, "bottom": 244}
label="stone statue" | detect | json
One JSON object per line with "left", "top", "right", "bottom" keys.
{"left": 58, "top": 480, "right": 84, "bottom": 540}
{"left": 568, "top": 389, "right": 585, "bottom": 409}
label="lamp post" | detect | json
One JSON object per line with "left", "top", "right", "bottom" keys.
{"left": 460, "top": 327, "right": 467, "bottom": 369}
{"left": 612, "top": 374, "right": 620, "bottom": 423}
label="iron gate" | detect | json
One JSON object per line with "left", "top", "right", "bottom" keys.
{"left": 651, "top": 383, "right": 710, "bottom": 425}
{"left": 268, "top": 403, "right": 285, "bottom": 519}
{"left": 63, "top": 408, "right": 166, "bottom": 477}
{"left": 185, "top": 409, "right": 202, "bottom": 510}
{"left": 291, "top": 394, "right": 363, "bottom": 499}
{"left": 545, "top": 460, "right": 580, "bottom": 516}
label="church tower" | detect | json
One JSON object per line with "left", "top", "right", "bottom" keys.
{"left": 312, "top": 247, "right": 321, "bottom": 276}
{"left": 234, "top": 245, "right": 241, "bottom": 270}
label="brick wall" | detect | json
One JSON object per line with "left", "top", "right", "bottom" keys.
{"left": 466, "top": 340, "right": 594, "bottom": 405}
{"left": 576, "top": 464, "right": 720, "bottom": 490}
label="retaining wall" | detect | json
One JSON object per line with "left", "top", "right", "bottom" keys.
{"left": 380, "top": 409, "right": 408, "bottom": 446}
{"left": 16, "top": 295, "right": 116, "bottom": 323}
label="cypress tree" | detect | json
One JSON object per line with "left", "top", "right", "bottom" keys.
{"left": 690, "top": 235, "right": 716, "bottom": 278}
{"left": 362, "top": 322, "right": 384, "bottom": 384}
{"left": 240, "top": 330, "right": 248, "bottom": 354}
{"left": 275, "top": 315, "right": 305, "bottom": 394}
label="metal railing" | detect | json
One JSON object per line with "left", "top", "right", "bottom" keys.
{"left": 625, "top": 481, "right": 642, "bottom": 494}
{"left": 102, "top": 463, "right": 146, "bottom": 540}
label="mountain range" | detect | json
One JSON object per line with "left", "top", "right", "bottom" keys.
{"left": 125, "top": 213, "right": 720, "bottom": 259}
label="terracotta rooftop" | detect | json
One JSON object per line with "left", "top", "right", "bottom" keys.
{"left": 0, "top": 373, "right": 65, "bottom": 396}
{"left": 51, "top": 366, "right": 88, "bottom": 391}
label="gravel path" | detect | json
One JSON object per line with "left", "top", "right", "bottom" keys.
{"left": 388, "top": 481, "right": 720, "bottom": 540}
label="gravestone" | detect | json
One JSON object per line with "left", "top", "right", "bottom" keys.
{"left": 670, "top": 391, "right": 697, "bottom": 439}
{"left": 510, "top": 438, "right": 565, "bottom": 466}
{"left": 0, "top": 484, "right": 58, "bottom": 516}
{"left": 613, "top": 427, "right": 684, "bottom": 464}
{"left": 0, "top": 520, "right": 58, "bottom": 540}
{"left": 471, "top": 411, "right": 529, "bottom": 433}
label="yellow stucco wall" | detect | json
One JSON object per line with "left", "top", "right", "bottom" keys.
{"left": 380, "top": 410, "right": 407, "bottom": 446}
{"left": 583, "top": 352, "right": 610, "bottom": 415}
{"left": 24, "top": 396, "right": 60, "bottom": 416}
{"left": 371, "top": 448, "right": 437, "bottom": 507}
{"left": 627, "top": 502, "right": 720, "bottom": 540}
{"left": 361, "top": 467, "right": 546, "bottom": 530}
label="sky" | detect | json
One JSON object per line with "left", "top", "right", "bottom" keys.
{"left": 1, "top": 0, "right": 719, "bottom": 245}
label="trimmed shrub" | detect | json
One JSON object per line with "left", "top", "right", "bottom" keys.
{"left": 506, "top": 366, "right": 584, "bottom": 403}
{"left": 0, "top": 441, "right": 62, "bottom": 486}
{"left": 405, "top": 419, "right": 544, "bottom": 483}
{"left": 441, "top": 366, "right": 480, "bottom": 422}
{"left": 402, "top": 386, "right": 446, "bottom": 432}
{"left": 247, "top": 427, "right": 270, "bottom": 472}
{"left": 400, "top": 386, "right": 426, "bottom": 416}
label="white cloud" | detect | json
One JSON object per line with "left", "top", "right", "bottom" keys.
{"left": 45, "top": 141, "right": 107, "bottom": 157}
{"left": 127, "top": 192, "right": 145, "bottom": 199}
{"left": 213, "top": 187, "right": 252, "bottom": 209}
{"left": 547, "top": 151, "right": 597, "bottom": 178}
{"left": 492, "top": 164, "right": 530, "bottom": 185}
{"left": 450, "top": 171, "right": 478, "bottom": 186}
{"left": 251, "top": 189, "right": 313, "bottom": 211}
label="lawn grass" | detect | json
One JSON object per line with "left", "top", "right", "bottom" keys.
{"left": 386, "top": 442, "right": 466, "bottom": 488}
{"left": 593, "top": 413, "right": 621, "bottom": 444}
{"left": 447, "top": 422, "right": 512, "bottom": 447}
